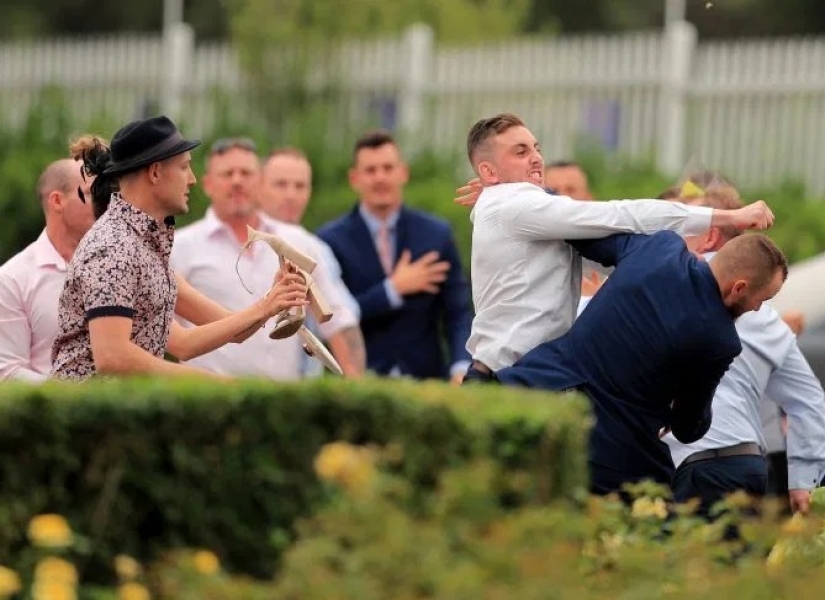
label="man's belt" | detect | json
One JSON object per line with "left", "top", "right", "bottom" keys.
{"left": 682, "top": 442, "right": 764, "bottom": 467}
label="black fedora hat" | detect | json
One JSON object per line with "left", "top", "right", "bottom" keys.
{"left": 104, "top": 115, "right": 200, "bottom": 175}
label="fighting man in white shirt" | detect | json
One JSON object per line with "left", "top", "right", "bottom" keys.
{"left": 458, "top": 112, "right": 775, "bottom": 381}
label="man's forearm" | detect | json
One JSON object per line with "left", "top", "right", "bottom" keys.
{"left": 94, "top": 340, "right": 228, "bottom": 380}
{"left": 327, "top": 326, "right": 366, "bottom": 377}
{"left": 168, "top": 305, "right": 267, "bottom": 362}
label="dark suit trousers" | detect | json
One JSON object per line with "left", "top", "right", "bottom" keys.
{"left": 673, "top": 455, "right": 768, "bottom": 519}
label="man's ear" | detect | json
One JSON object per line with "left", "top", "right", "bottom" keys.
{"left": 477, "top": 161, "right": 496, "bottom": 183}
{"left": 148, "top": 162, "right": 162, "bottom": 185}
{"left": 704, "top": 227, "right": 723, "bottom": 252}
{"left": 731, "top": 279, "right": 748, "bottom": 296}
{"left": 46, "top": 190, "right": 63, "bottom": 212}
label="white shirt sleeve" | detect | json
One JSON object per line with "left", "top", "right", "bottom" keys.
{"left": 500, "top": 184, "right": 713, "bottom": 240}
{"left": 766, "top": 344, "right": 825, "bottom": 490}
{"left": 316, "top": 239, "right": 362, "bottom": 320}
{"left": 311, "top": 245, "right": 359, "bottom": 339}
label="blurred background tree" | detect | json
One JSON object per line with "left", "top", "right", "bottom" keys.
{"left": 222, "top": 0, "right": 529, "bottom": 143}
{"left": 1, "top": 0, "right": 823, "bottom": 40}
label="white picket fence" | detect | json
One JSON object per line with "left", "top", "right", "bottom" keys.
{"left": 2, "top": 22, "right": 825, "bottom": 193}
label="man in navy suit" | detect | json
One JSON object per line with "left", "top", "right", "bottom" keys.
{"left": 496, "top": 231, "right": 788, "bottom": 495}
{"left": 317, "top": 131, "right": 473, "bottom": 382}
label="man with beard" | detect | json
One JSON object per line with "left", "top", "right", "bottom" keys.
{"left": 663, "top": 188, "right": 825, "bottom": 517}
{"left": 458, "top": 113, "right": 774, "bottom": 384}
{"left": 51, "top": 118, "right": 309, "bottom": 381}
{"left": 496, "top": 231, "right": 788, "bottom": 496}
{"left": 171, "top": 138, "right": 365, "bottom": 379}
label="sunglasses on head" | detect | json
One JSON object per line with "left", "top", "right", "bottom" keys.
{"left": 209, "top": 137, "right": 258, "bottom": 156}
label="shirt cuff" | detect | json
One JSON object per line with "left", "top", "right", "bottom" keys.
{"left": 679, "top": 205, "right": 714, "bottom": 237}
{"left": 787, "top": 459, "right": 825, "bottom": 490}
{"left": 384, "top": 279, "right": 404, "bottom": 308}
{"left": 86, "top": 306, "right": 136, "bottom": 321}
{"left": 450, "top": 360, "right": 471, "bottom": 379}
{"left": 576, "top": 297, "right": 592, "bottom": 319}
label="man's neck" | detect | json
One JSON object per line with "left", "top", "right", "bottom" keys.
{"left": 707, "top": 260, "right": 728, "bottom": 298}
{"left": 361, "top": 202, "right": 401, "bottom": 223}
{"left": 219, "top": 211, "right": 261, "bottom": 244}
{"left": 44, "top": 222, "right": 78, "bottom": 263}
{"left": 119, "top": 185, "right": 169, "bottom": 224}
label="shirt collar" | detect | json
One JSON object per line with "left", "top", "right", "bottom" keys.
{"left": 359, "top": 203, "right": 400, "bottom": 237}
{"left": 109, "top": 193, "right": 175, "bottom": 256}
{"left": 202, "top": 208, "right": 278, "bottom": 239}
{"left": 31, "top": 229, "right": 67, "bottom": 271}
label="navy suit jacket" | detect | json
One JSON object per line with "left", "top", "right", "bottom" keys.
{"left": 497, "top": 231, "right": 742, "bottom": 483}
{"left": 317, "top": 204, "right": 473, "bottom": 380}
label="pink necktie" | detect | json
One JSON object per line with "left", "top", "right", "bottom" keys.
{"left": 377, "top": 224, "right": 394, "bottom": 276}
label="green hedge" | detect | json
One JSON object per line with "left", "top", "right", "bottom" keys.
{"left": 0, "top": 377, "right": 590, "bottom": 586}
{"left": 3, "top": 91, "right": 825, "bottom": 269}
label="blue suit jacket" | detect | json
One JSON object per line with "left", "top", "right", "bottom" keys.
{"left": 317, "top": 204, "right": 473, "bottom": 380}
{"left": 497, "top": 232, "right": 742, "bottom": 486}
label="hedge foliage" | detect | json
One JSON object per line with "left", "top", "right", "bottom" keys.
{"left": 2, "top": 90, "right": 825, "bottom": 270}
{"left": 0, "top": 377, "right": 590, "bottom": 587}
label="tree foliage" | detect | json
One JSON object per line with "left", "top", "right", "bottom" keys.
{"left": 227, "top": 0, "right": 529, "bottom": 46}
{"left": 222, "top": 0, "right": 530, "bottom": 141}
{"left": 1, "top": 0, "right": 823, "bottom": 41}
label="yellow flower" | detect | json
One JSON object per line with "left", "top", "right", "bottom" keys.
{"left": 32, "top": 580, "right": 76, "bottom": 600}
{"left": 766, "top": 540, "right": 788, "bottom": 572}
{"left": 118, "top": 582, "right": 151, "bottom": 600}
{"left": 114, "top": 555, "right": 142, "bottom": 581}
{"left": 0, "top": 566, "right": 21, "bottom": 596}
{"left": 34, "top": 557, "right": 77, "bottom": 585}
{"left": 631, "top": 497, "right": 669, "bottom": 520}
{"left": 314, "top": 442, "right": 376, "bottom": 491}
{"left": 314, "top": 442, "right": 354, "bottom": 481}
{"left": 781, "top": 512, "right": 807, "bottom": 534}
{"left": 27, "top": 514, "right": 74, "bottom": 548}
{"left": 192, "top": 550, "right": 220, "bottom": 575}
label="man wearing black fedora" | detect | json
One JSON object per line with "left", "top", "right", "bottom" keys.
{"left": 51, "top": 116, "right": 310, "bottom": 381}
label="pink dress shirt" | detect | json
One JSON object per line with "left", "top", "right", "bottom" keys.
{"left": 0, "top": 230, "right": 67, "bottom": 381}
{"left": 170, "top": 210, "right": 358, "bottom": 380}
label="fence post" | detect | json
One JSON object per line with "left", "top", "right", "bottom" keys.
{"left": 397, "top": 23, "right": 434, "bottom": 151}
{"left": 656, "top": 19, "right": 697, "bottom": 177}
{"left": 160, "top": 21, "right": 195, "bottom": 120}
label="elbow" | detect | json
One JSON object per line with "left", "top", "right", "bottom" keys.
{"left": 672, "top": 428, "right": 705, "bottom": 445}
{"left": 167, "top": 343, "right": 196, "bottom": 362}
{"left": 671, "top": 418, "right": 711, "bottom": 445}
{"left": 93, "top": 346, "right": 131, "bottom": 375}
{"left": 165, "top": 330, "right": 198, "bottom": 361}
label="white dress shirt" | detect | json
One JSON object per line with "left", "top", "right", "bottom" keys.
{"left": 0, "top": 230, "right": 67, "bottom": 381}
{"left": 467, "top": 182, "right": 713, "bottom": 370}
{"left": 171, "top": 210, "right": 358, "bottom": 380}
{"left": 665, "top": 255, "right": 825, "bottom": 490}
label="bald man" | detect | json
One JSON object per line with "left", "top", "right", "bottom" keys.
{"left": 0, "top": 159, "right": 95, "bottom": 380}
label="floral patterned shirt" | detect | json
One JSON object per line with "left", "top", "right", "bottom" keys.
{"left": 51, "top": 194, "right": 178, "bottom": 380}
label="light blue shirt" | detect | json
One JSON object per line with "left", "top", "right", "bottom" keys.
{"left": 358, "top": 204, "right": 403, "bottom": 309}
{"left": 664, "top": 252, "right": 825, "bottom": 490}
{"left": 358, "top": 204, "right": 469, "bottom": 379}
